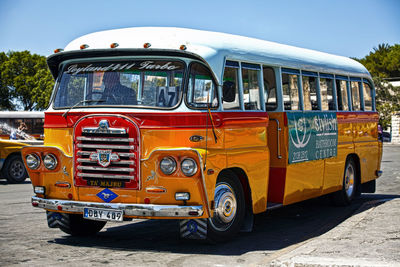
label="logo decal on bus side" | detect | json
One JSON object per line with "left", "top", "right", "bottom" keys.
{"left": 289, "top": 117, "right": 312, "bottom": 149}
{"left": 287, "top": 112, "right": 338, "bottom": 164}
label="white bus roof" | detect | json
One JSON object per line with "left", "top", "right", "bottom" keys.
{"left": 0, "top": 111, "right": 44, "bottom": 119}
{"left": 61, "top": 27, "right": 371, "bottom": 81}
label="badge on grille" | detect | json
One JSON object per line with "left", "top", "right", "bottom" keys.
{"left": 96, "top": 188, "right": 118, "bottom": 203}
{"left": 90, "top": 149, "right": 119, "bottom": 167}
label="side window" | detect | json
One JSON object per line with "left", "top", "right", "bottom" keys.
{"left": 241, "top": 63, "right": 262, "bottom": 110}
{"left": 222, "top": 61, "right": 240, "bottom": 110}
{"left": 350, "top": 80, "right": 362, "bottom": 111}
{"left": 32, "top": 118, "right": 44, "bottom": 134}
{"left": 336, "top": 78, "right": 349, "bottom": 111}
{"left": 0, "top": 118, "right": 10, "bottom": 135}
{"left": 22, "top": 119, "right": 33, "bottom": 135}
{"left": 363, "top": 81, "right": 373, "bottom": 111}
{"left": 320, "top": 75, "right": 335, "bottom": 110}
{"left": 282, "top": 69, "right": 300, "bottom": 110}
{"left": 187, "top": 63, "right": 218, "bottom": 108}
{"left": 263, "top": 67, "right": 277, "bottom": 111}
{"left": 302, "top": 72, "right": 319, "bottom": 110}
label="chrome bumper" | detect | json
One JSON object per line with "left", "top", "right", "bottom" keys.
{"left": 31, "top": 196, "right": 204, "bottom": 217}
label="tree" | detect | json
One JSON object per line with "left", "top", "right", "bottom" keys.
{"left": 0, "top": 51, "right": 54, "bottom": 111}
{"left": 358, "top": 44, "right": 400, "bottom": 78}
{"left": 0, "top": 52, "right": 15, "bottom": 110}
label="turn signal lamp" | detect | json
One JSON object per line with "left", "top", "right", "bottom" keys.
{"left": 80, "top": 44, "right": 89, "bottom": 50}
{"left": 54, "top": 48, "right": 64, "bottom": 53}
{"left": 143, "top": 42, "right": 151, "bottom": 48}
{"left": 55, "top": 182, "right": 71, "bottom": 188}
{"left": 180, "top": 45, "right": 187, "bottom": 50}
{"left": 110, "top": 42, "right": 119, "bottom": 48}
{"left": 26, "top": 153, "right": 40, "bottom": 170}
{"left": 146, "top": 187, "right": 167, "bottom": 193}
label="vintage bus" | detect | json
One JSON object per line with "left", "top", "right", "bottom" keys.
{"left": 22, "top": 27, "right": 382, "bottom": 241}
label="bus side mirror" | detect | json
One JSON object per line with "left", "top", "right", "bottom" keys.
{"left": 222, "top": 81, "right": 236, "bottom": 103}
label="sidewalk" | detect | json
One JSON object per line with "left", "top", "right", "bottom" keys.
{"left": 269, "top": 198, "right": 400, "bottom": 267}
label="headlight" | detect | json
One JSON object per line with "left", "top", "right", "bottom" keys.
{"left": 26, "top": 153, "right": 40, "bottom": 170}
{"left": 160, "top": 157, "right": 177, "bottom": 175}
{"left": 181, "top": 158, "right": 198, "bottom": 177}
{"left": 43, "top": 154, "right": 58, "bottom": 170}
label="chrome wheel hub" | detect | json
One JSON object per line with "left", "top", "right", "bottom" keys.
{"left": 210, "top": 183, "right": 237, "bottom": 231}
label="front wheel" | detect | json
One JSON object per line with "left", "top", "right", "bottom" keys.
{"left": 2, "top": 154, "right": 28, "bottom": 183}
{"left": 208, "top": 171, "right": 245, "bottom": 242}
{"left": 47, "top": 211, "right": 106, "bottom": 236}
{"left": 332, "top": 157, "right": 357, "bottom": 206}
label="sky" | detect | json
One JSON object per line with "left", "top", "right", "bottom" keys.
{"left": 0, "top": 0, "right": 399, "bottom": 59}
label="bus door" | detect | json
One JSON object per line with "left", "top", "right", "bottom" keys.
{"left": 263, "top": 66, "right": 287, "bottom": 205}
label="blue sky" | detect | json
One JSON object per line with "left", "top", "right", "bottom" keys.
{"left": 0, "top": 0, "right": 399, "bottom": 59}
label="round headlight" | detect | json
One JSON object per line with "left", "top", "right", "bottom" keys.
{"left": 43, "top": 154, "right": 58, "bottom": 170}
{"left": 181, "top": 158, "right": 198, "bottom": 177}
{"left": 160, "top": 157, "right": 177, "bottom": 175}
{"left": 26, "top": 153, "right": 40, "bottom": 170}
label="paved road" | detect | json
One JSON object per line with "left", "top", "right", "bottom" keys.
{"left": 0, "top": 144, "right": 399, "bottom": 266}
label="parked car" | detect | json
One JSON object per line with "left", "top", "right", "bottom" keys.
{"left": 0, "top": 140, "right": 31, "bottom": 183}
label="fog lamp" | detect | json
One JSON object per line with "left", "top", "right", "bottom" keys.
{"left": 34, "top": 186, "right": 45, "bottom": 194}
{"left": 26, "top": 153, "right": 40, "bottom": 170}
{"left": 160, "top": 157, "right": 177, "bottom": 175}
{"left": 43, "top": 154, "right": 58, "bottom": 170}
{"left": 181, "top": 158, "right": 198, "bottom": 177}
{"left": 175, "top": 192, "right": 190, "bottom": 201}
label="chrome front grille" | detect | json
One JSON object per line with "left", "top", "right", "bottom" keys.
{"left": 74, "top": 116, "right": 140, "bottom": 189}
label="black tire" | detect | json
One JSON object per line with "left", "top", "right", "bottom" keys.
{"left": 2, "top": 154, "right": 28, "bottom": 183}
{"left": 332, "top": 157, "right": 357, "bottom": 206}
{"left": 207, "top": 171, "right": 245, "bottom": 242}
{"left": 47, "top": 211, "right": 106, "bottom": 236}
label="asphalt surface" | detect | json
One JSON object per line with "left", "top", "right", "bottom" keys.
{"left": 0, "top": 144, "right": 399, "bottom": 266}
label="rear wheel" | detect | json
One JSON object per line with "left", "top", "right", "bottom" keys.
{"left": 47, "top": 211, "right": 106, "bottom": 236}
{"left": 207, "top": 171, "right": 245, "bottom": 242}
{"left": 2, "top": 154, "right": 28, "bottom": 183}
{"left": 332, "top": 157, "right": 357, "bottom": 206}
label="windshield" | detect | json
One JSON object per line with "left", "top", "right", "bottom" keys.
{"left": 53, "top": 60, "right": 185, "bottom": 109}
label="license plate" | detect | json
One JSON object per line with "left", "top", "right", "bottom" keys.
{"left": 83, "top": 207, "right": 123, "bottom": 222}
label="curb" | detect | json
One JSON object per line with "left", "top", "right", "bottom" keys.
{"left": 266, "top": 198, "right": 400, "bottom": 267}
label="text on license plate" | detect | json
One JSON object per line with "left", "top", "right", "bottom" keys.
{"left": 83, "top": 208, "right": 123, "bottom": 222}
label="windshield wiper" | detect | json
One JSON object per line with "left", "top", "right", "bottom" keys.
{"left": 62, "top": 99, "right": 104, "bottom": 118}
